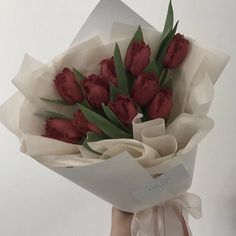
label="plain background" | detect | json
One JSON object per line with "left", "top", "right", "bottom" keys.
{"left": 0, "top": 0, "right": 235, "bottom": 235}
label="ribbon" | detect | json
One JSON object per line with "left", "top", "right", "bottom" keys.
{"left": 131, "top": 193, "right": 202, "bottom": 236}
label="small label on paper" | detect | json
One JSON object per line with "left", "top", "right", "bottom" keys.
{"left": 132, "top": 164, "right": 190, "bottom": 204}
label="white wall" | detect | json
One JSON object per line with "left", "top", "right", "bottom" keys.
{"left": 0, "top": 0, "right": 235, "bottom": 235}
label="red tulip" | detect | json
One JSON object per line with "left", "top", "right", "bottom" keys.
{"left": 83, "top": 74, "right": 109, "bottom": 108}
{"left": 148, "top": 90, "right": 173, "bottom": 120}
{"left": 100, "top": 57, "right": 118, "bottom": 86}
{"left": 108, "top": 96, "right": 138, "bottom": 125}
{"left": 54, "top": 68, "right": 84, "bottom": 104}
{"left": 44, "top": 118, "right": 83, "bottom": 144}
{"left": 125, "top": 41, "right": 151, "bottom": 77}
{"left": 132, "top": 72, "right": 160, "bottom": 106}
{"left": 163, "top": 34, "right": 189, "bottom": 69}
{"left": 73, "top": 110, "right": 101, "bottom": 135}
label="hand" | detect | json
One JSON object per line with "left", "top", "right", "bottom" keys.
{"left": 110, "top": 207, "right": 134, "bottom": 236}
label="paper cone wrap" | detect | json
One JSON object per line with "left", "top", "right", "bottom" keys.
{"left": 0, "top": 0, "right": 230, "bottom": 235}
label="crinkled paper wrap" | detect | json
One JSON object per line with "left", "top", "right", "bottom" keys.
{"left": 0, "top": 0, "right": 229, "bottom": 218}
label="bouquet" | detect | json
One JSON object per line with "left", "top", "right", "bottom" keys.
{"left": 0, "top": 0, "right": 229, "bottom": 235}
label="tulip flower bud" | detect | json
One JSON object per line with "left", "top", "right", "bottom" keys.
{"left": 54, "top": 68, "right": 84, "bottom": 104}
{"left": 44, "top": 118, "right": 83, "bottom": 144}
{"left": 100, "top": 57, "right": 118, "bottom": 86}
{"left": 125, "top": 41, "right": 151, "bottom": 77}
{"left": 148, "top": 90, "right": 173, "bottom": 120}
{"left": 132, "top": 72, "right": 160, "bottom": 106}
{"left": 83, "top": 75, "right": 110, "bottom": 108}
{"left": 163, "top": 34, "right": 189, "bottom": 69}
{"left": 108, "top": 96, "right": 138, "bottom": 125}
{"left": 73, "top": 110, "right": 101, "bottom": 135}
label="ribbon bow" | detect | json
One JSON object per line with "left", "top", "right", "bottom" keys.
{"left": 131, "top": 193, "right": 202, "bottom": 236}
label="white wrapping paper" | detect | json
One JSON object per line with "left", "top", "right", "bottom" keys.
{"left": 0, "top": 0, "right": 230, "bottom": 235}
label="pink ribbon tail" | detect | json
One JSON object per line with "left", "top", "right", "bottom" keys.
{"left": 131, "top": 193, "right": 201, "bottom": 236}
{"left": 173, "top": 206, "right": 190, "bottom": 236}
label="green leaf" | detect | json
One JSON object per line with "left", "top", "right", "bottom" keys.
{"left": 155, "top": 21, "right": 179, "bottom": 75}
{"left": 78, "top": 99, "right": 91, "bottom": 109}
{"left": 73, "top": 68, "right": 85, "bottom": 81}
{"left": 78, "top": 104, "right": 132, "bottom": 139}
{"left": 110, "top": 84, "right": 120, "bottom": 101}
{"left": 162, "top": 76, "right": 173, "bottom": 89}
{"left": 131, "top": 25, "right": 144, "bottom": 43}
{"left": 102, "top": 104, "right": 131, "bottom": 133}
{"left": 73, "top": 68, "right": 86, "bottom": 95}
{"left": 140, "top": 106, "right": 148, "bottom": 122}
{"left": 156, "top": 21, "right": 179, "bottom": 61}
{"left": 137, "top": 105, "right": 144, "bottom": 115}
{"left": 83, "top": 132, "right": 109, "bottom": 155}
{"left": 161, "top": 0, "right": 174, "bottom": 40}
{"left": 160, "top": 68, "right": 169, "bottom": 86}
{"left": 83, "top": 143, "right": 101, "bottom": 155}
{"left": 127, "top": 73, "right": 135, "bottom": 93}
{"left": 34, "top": 111, "right": 71, "bottom": 120}
{"left": 114, "top": 43, "right": 129, "bottom": 96}
{"left": 143, "top": 60, "right": 159, "bottom": 76}
{"left": 73, "top": 68, "right": 92, "bottom": 109}
{"left": 40, "top": 97, "right": 72, "bottom": 106}
{"left": 85, "top": 131, "right": 108, "bottom": 142}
